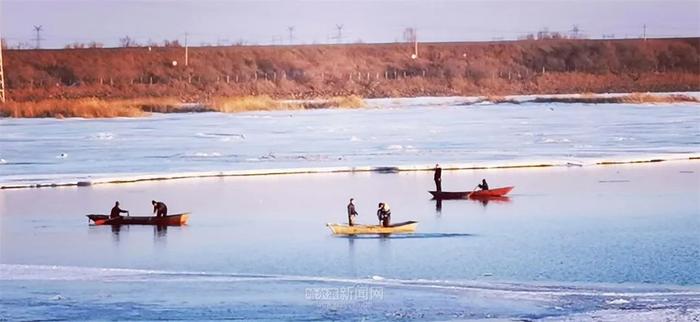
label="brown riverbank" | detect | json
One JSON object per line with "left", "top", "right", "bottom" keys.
{"left": 1, "top": 92, "right": 697, "bottom": 118}
{"left": 2, "top": 38, "right": 699, "bottom": 103}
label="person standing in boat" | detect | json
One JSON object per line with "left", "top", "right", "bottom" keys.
{"left": 377, "top": 203, "right": 391, "bottom": 227}
{"left": 152, "top": 200, "right": 168, "bottom": 217}
{"left": 477, "top": 179, "right": 489, "bottom": 191}
{"left": 347, "top": 198, "right": 358, "bottom": 226}
{"left": 110, "top": 201, "right": 129, "bottom": 219}
{"left": 434, "top": 164, "right": 442, "bottom": 191}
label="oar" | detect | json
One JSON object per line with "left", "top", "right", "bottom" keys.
{"left": 468, "top": 185, "right": 478, "bottom": 196}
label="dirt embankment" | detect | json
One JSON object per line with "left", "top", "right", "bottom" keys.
{"left": 2, "top": 38, "right": 699, "bottom": 103}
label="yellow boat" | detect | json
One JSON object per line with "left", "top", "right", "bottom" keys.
{"left": 326, "top": 221, "right": 418, "bottom": 235}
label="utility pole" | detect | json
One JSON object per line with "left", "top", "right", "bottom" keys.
{"left": 413, "top": 30, "right": 418, "bottom": 58}
{"left": 0, "top": 28, "right": 6, "bottom": 103}
{"left": 33, "top": 25, "right": 43, "bottom": 49}
{"left": 403, "top": 27, "right": 418, "bottom": 58}
{"left": 0, "top": 0, "right": 6, "bottom": 103}
{"left": 570, "top": 25, "right": 580, "bottom": 39}
{"left": 335, "top": 24, "right": 344, "bottom": 44}
{"left": 287, "top": 26, "right": 295, "bottom": 44}
{"left": 184, "top": 32, "right": 189, "bottom": 66}
{"left": 643, "top": 24, "right": 647, "bottom": 41}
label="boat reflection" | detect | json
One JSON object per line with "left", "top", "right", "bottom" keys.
{"left": 338, "top": 233, "right": 474, "bottom": 239}
{"left": 470, "top": 195, "right": 512, "bottom": 207}
{"left": 432, "top": 195, "right": 511, "bottom": 211}
{"left": 111, "top": 224, "right": 127, "bottom": 242}
{"left": 94, "top": 224, "right": 170, "bottom": 242}
{"left": 154, "top": 225, "right": 168, "bottom": 239}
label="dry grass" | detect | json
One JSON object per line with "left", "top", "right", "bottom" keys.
{"left": 0, "top": 97, "right": 202, "bottom": 118}
{"left": 532, "top": 93, "right": 699, "bottom": 104}
{"left": 327, "top": 95, "right": 366, "bottom": 108}
{"left": 212, "top": 95, "right": 295, "bottom": 112}
{"left": 120, "top": 97, "right": 183, "bottom": 112}
{"left": 485, "top": 95, "right": 506, "bottom": 102}
{"left": 0, "top": 98, "right": 148, "bottom": 118}
{"left": 212, "top": 95, "right": 365, "bottom": 112}
{"left": 618, "top": 93, "right": 699, "bottom": 104}
{"left": 303, "top": 95, "right": 366, "bottom": 109}
{"left": 0, "top": 95, "right": 367, "bottom": 118}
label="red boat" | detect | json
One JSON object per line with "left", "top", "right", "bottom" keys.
{"left": 429, "top": 186, "right": 514, "bottom": 200}
{"left": 86, "top": 213, "right": 189, "bottom": 226}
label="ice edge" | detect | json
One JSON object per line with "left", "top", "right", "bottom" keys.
{"left": 2, "top": 153, "right": 698, "bottom": 190}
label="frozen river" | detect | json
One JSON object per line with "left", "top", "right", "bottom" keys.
{"left": 1, "top": 97, "right": 699, "bottom": 320}
{"left": 1, "top": 97, "right": 698, "bottom": 187}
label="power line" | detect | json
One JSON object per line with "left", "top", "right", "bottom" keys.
{"left": 33, "top": 25, "right": 43, "bottom": 49}
{"left": 287, "top": 26, "right": 295, "bottom": 44}
{"left": 335, "top": 24, "right": 344, "bottom": 44}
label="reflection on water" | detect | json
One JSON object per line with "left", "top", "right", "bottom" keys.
{"left": 337, "top": 233, "right": 475, "bottom": 240}
{"left": 432, "top": 196, "right": 512, "bottom": 211}
{"left": 96, "top": 224, "right": 169, "bottom": 243}
{"left": 471, "top": 196, "right": 512, "bottom": 207}
{"left": 111, "top": 225, "right": 126, "bottom": 242}
{"left": 3, "top": 161, "right": 699, "bottom": 286}
{"left": 154, "top": 225, "right": 168, "bottom": 240}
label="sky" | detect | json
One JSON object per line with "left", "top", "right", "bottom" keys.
{"left": 1, "top": 0, "right": 699, "bottom": 48}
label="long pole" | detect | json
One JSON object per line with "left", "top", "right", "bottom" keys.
{"left": 414, "top": 31, "right": 418, "bottom": 58}
{"left": 0, "top": 14, "right": 6, "bottom": 103}
{"left": 184, "top": 32, "right": 189, "bottom": 66}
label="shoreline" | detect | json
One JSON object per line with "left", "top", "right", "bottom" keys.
{"left": 1, "top": 91, "right": 699, "bottom": 119}
{"left": 2, "top": 154, "right": 697, "bottom": 190}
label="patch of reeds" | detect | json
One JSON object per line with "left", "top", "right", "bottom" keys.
{"left": 212, "top": 95, "right": 366, "bottom": 112}
{"left": 532, "top": 93, "right": 699, "bottom": 104}
{"left": 212, "top": 95, "right": 295, "bottom": 112}
{"left": 0, "top": 98, "right": 148, "bottom": 118}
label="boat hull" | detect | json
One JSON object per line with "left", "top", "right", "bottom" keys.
{"left": 87, "top": 213, "right": 189, "bottom": 226}
{"left": 327, "top": 221, "right": 418, "bottom": 235}
{"left": 429, "top": 186, "right": 514, "bottom": 199}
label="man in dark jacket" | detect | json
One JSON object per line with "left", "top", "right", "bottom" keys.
{"left": 376, "top": 203, "right": 391, "bottom": 227}
{"left": 347, "top": 198, "right": 358, "bottom": 226}
{"left": 110, "top": 201, "right": 129, "bottom": 219}
{"left": 152, "top": 200, "right": 168, "bottom": 217}
{"left": 434, "top": 164, "right": 442, "bottom": 191}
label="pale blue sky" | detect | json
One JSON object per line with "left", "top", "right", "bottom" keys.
{"left": 1, "top": 0, "right": 699, "bottom": 48}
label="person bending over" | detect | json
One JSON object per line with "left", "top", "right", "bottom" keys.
{"left": 152, "top": 200, "right": 168, "bottom": 217}
{"left": 376, "top": 203, "right": 391, "bottom": 227}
